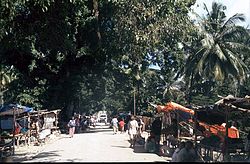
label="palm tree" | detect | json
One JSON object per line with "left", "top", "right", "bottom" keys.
{"left": 185, "top": 1, "right": 250, "bottom": 98}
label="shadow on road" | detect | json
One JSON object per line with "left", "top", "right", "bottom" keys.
{"left": 133, "top": 145, "right": 148, "bottom": 153}
{"left": 11, "top": 152, "right": 29, "bottom": 162}
{"left": 75, "top": 126, "right": 113, "bottom": 134}
{"left": 32, "top": 150, "right": 60, "bottom": 159}
{"left": 32, "top": 150, "right": 83, "bottom": 162}
{"left": 111, "top": 145, "right": 130, "bottom": 149}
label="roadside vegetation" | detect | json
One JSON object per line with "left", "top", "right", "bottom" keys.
{"left": 0, "top": 0, "right": 250, "bottom": 123}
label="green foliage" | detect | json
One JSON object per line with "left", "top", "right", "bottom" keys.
{"left": 184, "top": 1, "right": 250, "bottom": 103}
{"left": 1, "top": 0, "right": 250, "bottom": 121}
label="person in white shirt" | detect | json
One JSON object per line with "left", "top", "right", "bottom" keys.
{"left": 111, "top": 116, "right": 118, "bottom": 134}
{"left": 128, "top": 115, "right": 139, "bottom": 148}
{"left": 68, "top": 117, "right": 76, "bottom": 138}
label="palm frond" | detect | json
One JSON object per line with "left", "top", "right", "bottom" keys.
{"left": 223, "top": 26, "right": 250, "bottom": 41}
{"left": 214, "top": 44, "right": 227, "bottom": 61}
{"left": 223, "top": 49, "right": 248, "bottom": 80}
{"left": 197, "top": 49, "right": 210, "bottom": 73}
{"left": 222, "top": 13, "right": 246, "bottom": 28}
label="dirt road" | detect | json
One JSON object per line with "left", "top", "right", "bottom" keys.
{"left": 12, "top": 124, "right": 170, "bottom": 162}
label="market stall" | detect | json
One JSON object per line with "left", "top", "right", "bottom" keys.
{"left": 28, "top": 109, "right": 61, "bottom": 145}
{"left": 0, "top": 104, "right": 33, "bottom": 158}
{"left": 151, "top": 98, "right": 250, "bottom": 162}
{"left": 151, "top": 101, "right": 195, "bottom": 139}
{"left": 211, "top": 95, "right": 250, "bottom": 161}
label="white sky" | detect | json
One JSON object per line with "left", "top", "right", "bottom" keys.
{"left": 191, "top": 0, "right": 250, "bottom": 27}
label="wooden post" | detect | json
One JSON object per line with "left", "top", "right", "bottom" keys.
{"left": 194, "top": 107, "right": 197, "bottom": 148}
{"left": 133, "top": 87, "right": 136, "bottom": 116}
{"left": 177, "top": 112, "right": 180, "bottom": 140}
{"left": 12, "top": 108, "right": 15, "bottom": 155}
{"left": 55, "top": 111, "right": 58, "bottom": 128}
{"left": 224, "top": 105, "right": 229, "bottom": 161}
{"left": 27, "top": 113, "right": 31, "bottom": 145}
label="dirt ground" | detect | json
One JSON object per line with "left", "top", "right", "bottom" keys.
{"left": 9, "top": 125, "right": 171, "bottom": 162}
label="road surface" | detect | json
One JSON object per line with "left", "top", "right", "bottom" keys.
{"left": 13, "top": 123, "right": 170, "bottom": 162}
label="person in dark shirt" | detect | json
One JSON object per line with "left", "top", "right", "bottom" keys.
{"left": 124, "top": 114, "right": 131, "bottom": 132}
{"left": 151, "top": 117, "right": 162, "bottom": 153}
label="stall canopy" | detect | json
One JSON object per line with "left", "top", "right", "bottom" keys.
{"left": 156, "top": 101, "right": 195, "bottom": 115}
{"left": 153, "top": 101, "right": 227, "bottom": 125}
{"left": 152, "top": 100, "right": 242, "bottom": 139}
{"left": 195, "top": 105, "right": 225, "bottom": 125}
{"left": 0, "top": 104, "right": 33, "bottom": 116}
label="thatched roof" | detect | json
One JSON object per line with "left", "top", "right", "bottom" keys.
{"left": 215, "top": 95, "right": 250, "bottom": 113}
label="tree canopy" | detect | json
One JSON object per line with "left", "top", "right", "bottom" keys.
{"left": 0, "top": 0, "right": 249, "bottom": 120}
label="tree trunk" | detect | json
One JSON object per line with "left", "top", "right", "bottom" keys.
{"left": 66, "top": 101, "right": 75, "bottom": 119}
{"left": 93, "top": 0, "right": 101, "bottom": 43}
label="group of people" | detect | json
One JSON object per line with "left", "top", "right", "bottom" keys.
{"left": 68, "top": 113, "right": 199, "bottom": 162}
{"left": 143, "top": 116, "right": 199, "bottom": 162}
{"left": 67, "top": 114, "right": 99, "bottom": 138}
{"left": 110, "top": 115, "right": 124, "bottom": 134}
{"left": 110, "top": 115, "right": 145, "bottom": 148}
{"left": 157, "top": 139, "right": 198, "bottom": 162}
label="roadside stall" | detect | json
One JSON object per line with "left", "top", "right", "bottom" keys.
{"left": 28, "top": 109, "right": 61, "bottom": 145}
{"left": 0, "top": 104, "right": 33, "bottom": 159}
{"left": 190, "top": 95, "right": 250, "bottom": 162}
{"left": 211, "top": 95, "right": 250, "bottom": 162}
{"left": 151, "top": 98, "right": 250, "bottom": 162}
{"left": 153, "top": 102, "right": 195, "bottom": 140}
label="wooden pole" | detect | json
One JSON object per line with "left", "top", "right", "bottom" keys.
{"left": 133, "top": 87, "right": 136, "bottom": 116}
{"left": 12, "top": 108, "right": 15, "bottom": 155}
{"left": 224, "top": 105, "right": 229, "bottom": 162}
{"left": 194, "top": 108, "right": 197, "bottom": 148}
{"left": 28, "top": 113, "right": 31, "bottom": 145}
{"left": 177, "top": 112, "right": 180, "bottom": 140}
{"left": 55, "top": 111, "right": 58, "bottom": 128}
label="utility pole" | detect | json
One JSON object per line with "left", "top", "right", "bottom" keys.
{"left": 133, "top": 86, "right": 136, "bottom": 116}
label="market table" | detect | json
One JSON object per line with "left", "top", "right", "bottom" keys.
{"left": 196, "top": 143, "right": 223, "bottom": 162}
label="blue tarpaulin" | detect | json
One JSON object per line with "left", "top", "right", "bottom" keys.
{"left": 0, "top": 104, "right": 33, "bottom": 116}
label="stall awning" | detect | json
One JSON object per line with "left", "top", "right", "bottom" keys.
{"left": 0, "top": 104, "right": 33, "bottom": 116}
{"left": 156, "top": 101, "right": 194, "bottom": 115}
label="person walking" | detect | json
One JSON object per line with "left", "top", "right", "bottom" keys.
{"left": 128, "top": 115, "right": 139, "bottom": 148}
{"left": 124, "top": 114, "right": 131, "bottom": 132}
{"left": 119, "top": 119, "right": 125, "bottom": 133}
{"left": 68, "top": 116, "right": 76, "bottom": 138}
{"left": 111, "top": 116, "right": 119, "bottom": 134}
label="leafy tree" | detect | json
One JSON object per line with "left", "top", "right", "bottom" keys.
{"left": 107, "top": 0, "right": 196, "bottom": 110}
{"left": 184, "top": 1, "right": 250, "bottom": 103}
{"left": 0, "top": 0, "right": 102, "bottom": 114}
